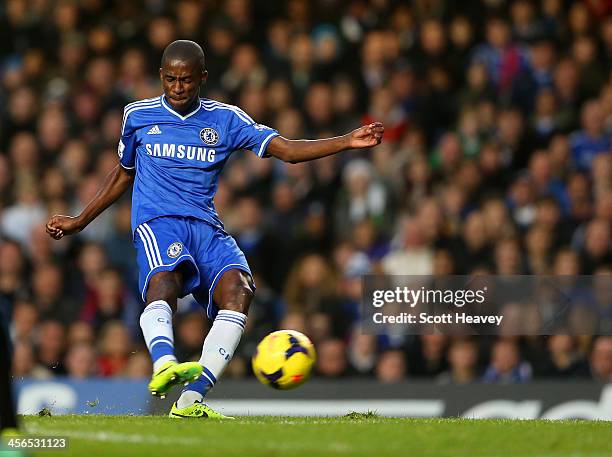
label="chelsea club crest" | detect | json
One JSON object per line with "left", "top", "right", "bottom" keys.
{"left": 167, "top": 242, "right": 183, "bottom": 258}
{"left": 200, "top": 127, "right": 219, "bottom": 146}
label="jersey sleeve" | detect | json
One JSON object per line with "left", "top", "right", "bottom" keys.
{"left": 228, "top": 109, "right": 279, "bottom": 158}
{"left": 118, "top": 107, "right": 138, "bottom": 169}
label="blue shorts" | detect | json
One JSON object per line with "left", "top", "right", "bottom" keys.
{"left": 134, "top": 216, "right": 252, "bottom": 319}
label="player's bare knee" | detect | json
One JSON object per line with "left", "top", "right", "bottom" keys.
{"left": 215, "top": 270, "right": 255, "bottom": 314}
{"left": 220, "top": 282, "right": 254, "bottom": 315}
{"left": 146, "top": 271, "right": 182, "bottom": 313}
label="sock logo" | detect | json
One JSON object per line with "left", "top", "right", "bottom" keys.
{"left": 157, "top": 317, "right": 170, "bottom": 324}
{"left": 219, "top": 347, "right": 231, "bottom": 361}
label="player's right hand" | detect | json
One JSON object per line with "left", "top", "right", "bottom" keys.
{"left": 46, "top": 215, "right": 82, "bottom": 240}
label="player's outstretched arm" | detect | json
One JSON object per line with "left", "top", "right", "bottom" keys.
{"left": 266, "top": 122, "right": 384, "bottom": 164}
{"left": 46, "top": 165, "right": 134, "bottom": 240}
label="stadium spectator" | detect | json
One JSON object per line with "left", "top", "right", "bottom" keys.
{"left": 35, "top": 320, "right": 66, "bottom": 376}
{"left": 31, "top": 263, "right": 76, "bottom": 325}
{"left": 284, "top": 254, "right": 339, "bottom": 315}
{"left": 579, "top": 219, "right": 612, "bottom": 273}
{"left": 382, "top": 217, "right": 434, "bottom": 275}
{"left": 541, "top": 335, "right": 590, "bottom": 378}
{"left": 437, "top": 338, "right": 480, "bottom": 384}
{"left": 80, "top": 268, "right": 128, "bottom": 330}
{"left": 10, "top": 301, "right": 38, "bottom": 342}
{"left": 65, "top": 343, "right": 98, "bottom": 379}
{"left": 97, "top": 321, "right": 131, "bottom": 377}
{"left": 308, "top": 313, "right": 335, "bottom": 346}
{"left": 483, "top": 339, "right": 533, "bottom": 383}
{"left": 12, "top": 340, "right": 52, "bottom": 380}
{"left": 174, "top": 312, "right": 207, "bottom": 362}
{"left": 375, "top": 350, "right": 407, "bottom": 383}
{"left": 66, "top": 321, "right": 95, "bottom": 348}
{"left": 571, "top": 100, "right": 611, "bottom": 171}
{"left": 409, "top": 334, "right": 449, "bottom": 377}
{"left": 347, "top": 333, "right": 377, "bottom": 377}
{"left": 124, "top": 351, "right": 152, "bottom": 379}
{"left": 589, "top": 336, "right": 612, "bottom": 381}
{"left": 315, "top": 339, "right": 350, "bottom": 378}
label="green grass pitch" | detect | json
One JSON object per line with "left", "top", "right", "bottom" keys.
{"left": 9, "top": 415, "right": 612, "bottom": 457}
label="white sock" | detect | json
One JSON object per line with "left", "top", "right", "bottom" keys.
{"left": 176, "top": 390, "right": 202, "bottom": 408}
{"left": 176, "top": 310, "right": 246, "bottom": 408}
{"left": 140, "top": 300, "right": 177, "bottom": 372}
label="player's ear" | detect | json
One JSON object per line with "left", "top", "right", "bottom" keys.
{"left": 202, "top": 70, "right": 208, "bottom": 84}
{"left": 159, "top": 68, "right": 164, "bottom": 81}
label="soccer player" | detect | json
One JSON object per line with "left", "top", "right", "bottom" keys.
{"left": 46, "top": 40, "right": 384, "bottom": 418}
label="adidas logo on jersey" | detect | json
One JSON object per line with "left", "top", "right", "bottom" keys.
{"left": 147, "top": 125, "right": 162, "bottom": 135}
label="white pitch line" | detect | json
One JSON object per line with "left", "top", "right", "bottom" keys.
{"left": 24, "top": 425, "right": 353, "bottom": 453}
{"left": 25, "top": 425, "right": 204, "bottom": 445}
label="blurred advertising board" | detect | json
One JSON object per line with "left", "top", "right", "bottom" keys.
{"left": 14, "top": 379, "right": 612, "bottom": 420}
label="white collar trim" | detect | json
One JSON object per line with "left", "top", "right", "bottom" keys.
{"left": 161, "top": 95, "right": 201, "bottom": 120}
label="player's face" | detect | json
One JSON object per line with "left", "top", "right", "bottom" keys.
{"left": 159, "top": 59, "right": 207, "bottom": 112}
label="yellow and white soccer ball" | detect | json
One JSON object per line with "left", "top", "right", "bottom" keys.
{"left": 252, "top": 330, "right": 316, "bottom": 390}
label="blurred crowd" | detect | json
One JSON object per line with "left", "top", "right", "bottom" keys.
{"left": 2, "top": 0, "right": 612, "bottom": 385}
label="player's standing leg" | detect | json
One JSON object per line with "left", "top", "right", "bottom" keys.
{"left": 171, "top": 269, "right": 254, "bottom": 418}
{"left": 142, "top": 270, "right": 202, "bottom": 398}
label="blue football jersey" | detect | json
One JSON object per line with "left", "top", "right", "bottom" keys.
{"left": 118, "top": 95, "right": 279, "bottom": 233}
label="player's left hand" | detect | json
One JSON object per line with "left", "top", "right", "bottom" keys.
{"left": 348, "top": 122, "right": 385, "bottom": 149}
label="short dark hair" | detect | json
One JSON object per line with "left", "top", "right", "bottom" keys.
{"left": 161, "top": 40, "right": 206, "bottom": 72}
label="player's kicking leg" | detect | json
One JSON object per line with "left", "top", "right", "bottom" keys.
{"left": 170, "top": 269, "right": 254, "bottom": 419}
{"left": 141, "top": 270, "right": 202, "bottom": 398}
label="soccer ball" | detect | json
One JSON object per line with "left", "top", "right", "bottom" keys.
{"left": 252, "top": 330, "right": 316, "bottom": 390}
